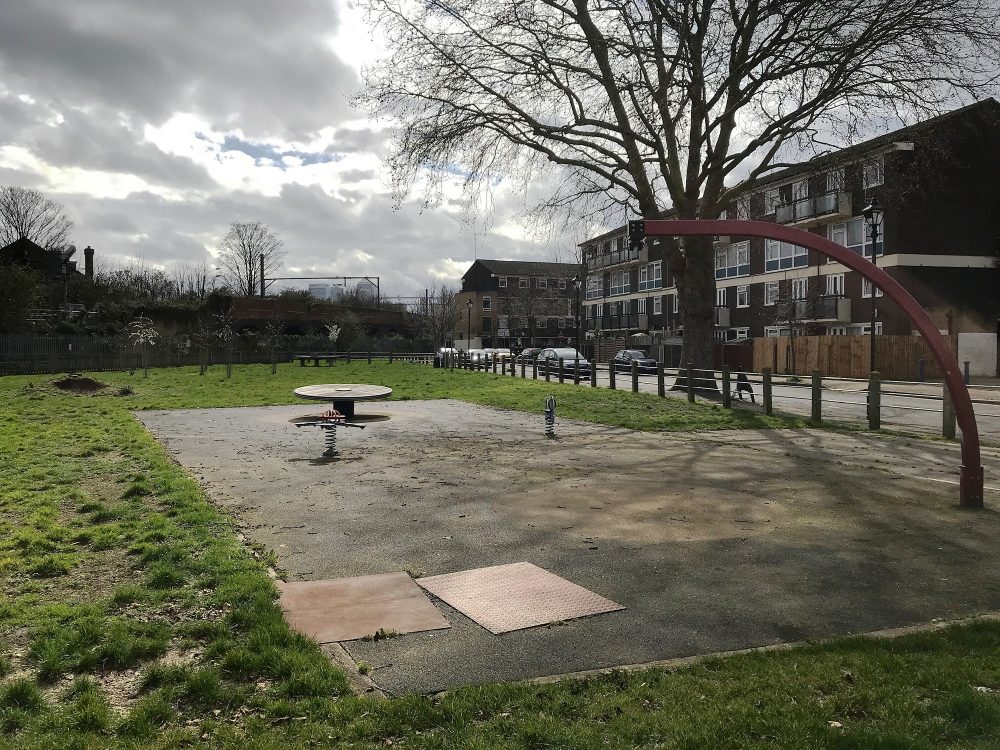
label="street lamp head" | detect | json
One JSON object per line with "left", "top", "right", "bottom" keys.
{"left": 573, "top": 274, "right": 581, "bottom": 290}
{"left": 466, "top": 299, "right": 473, "bottom": 310}
{"left": 861, "top": 197, "right": 883, "bottom": 226}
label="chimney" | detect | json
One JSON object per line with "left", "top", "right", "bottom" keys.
{"left": 84, "top": 246, "right": 94, "bottom": 278}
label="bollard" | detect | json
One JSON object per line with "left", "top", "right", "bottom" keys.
{"left": 632, "top": 361, "right": 639, "bottom": 393}
{"left": 686, "top": 362, "right": 695, "bottom": 403}
{"left": 558, "top": 358, "right": 565, "bottom": 383}
{"left": 868, "top": 371, "right": 881, "bottom": 430}
{"left": 544, "top": 395, "right": 556, "bottom": 438}
{"left": 521, "top": 358, "right": 526, "bottom": 378}
{"left": 811, "top": 369, "right": 822, "bottom": 423}
{"left": 657, "top": 364, "right": 665, "bottom": 397}
{"left": 591, "top": 363, "right": 597, "bottom": 388}
{"left": 609, "top": 362, "right": 616, "bottom": 390}
{"left": 942, "top": 384, "right": 957, "bottom": 439}
{"left": 762, "top": 368, "right": 773, "bottom": 415}
{"left": 964, "top": 360, "right": 971, "bottom": 385}
{"left": 722, "top": 366, "right": 731, "bottom": 409}
{"left": 574, "top": 358, "right": 580, "bottom": 385}
{"left": 545, "top": 359, "right": 551, "bottom": 382}
{"left": 492, "top": 356, "right": 497, "bottom": 374}
{"left": 533, "top": 358, "right": 538, "bottom": 380}
{"left": 510, "top": 357, "right": 515, "bottom": 376}
{"left": 918, "top": 358, "right": 926, "bottom": 382}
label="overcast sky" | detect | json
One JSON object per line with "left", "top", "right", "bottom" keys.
{"left": 0, "top": 0, "right": 587, "bottom": 298}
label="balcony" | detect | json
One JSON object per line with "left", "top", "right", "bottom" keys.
{"left": 714, "top": 307, "right": 731, "bottom": 327}
{"left": 775, "top": 191, "right": 852, "bottom": 226}
{"left": 792, "top": 295, "right": 852, "bottom": 322}
{"left": 586, "top": 314, "right": 649, "bottom": 331}
{"left": 587, "top": 247, "right": 643, "bottom": 270}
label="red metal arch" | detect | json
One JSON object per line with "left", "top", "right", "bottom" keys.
{"left": 645, "top": 219, "right": 983, "bottom": 509}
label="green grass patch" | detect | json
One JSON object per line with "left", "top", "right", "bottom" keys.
{"left": 0, "top": 363, "right": 996, "bottom": 748}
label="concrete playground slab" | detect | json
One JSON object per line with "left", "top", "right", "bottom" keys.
{"left": 137, "top": 400, "right": 1000, "bottom": 695}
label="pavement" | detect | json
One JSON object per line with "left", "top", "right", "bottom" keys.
{"left": 138, "top": 400, "right": 1000, "bottom": 695}
{"left": 576, "top": 366, "right": 1000, "bottom": 441}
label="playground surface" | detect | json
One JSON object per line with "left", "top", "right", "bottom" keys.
{"left": 138, "top": 399, "right": 1000, "bottom": 695}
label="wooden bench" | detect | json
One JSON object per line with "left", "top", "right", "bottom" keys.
{"left": 292, "top": 354, "right": 341, "bottom": 367}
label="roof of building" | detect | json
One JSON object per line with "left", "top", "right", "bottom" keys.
{"left": 752, "top": 97, "right": 1000, "bottom": 188}
{"left": 464, "top": 258, "right": 581, "bottom": 279}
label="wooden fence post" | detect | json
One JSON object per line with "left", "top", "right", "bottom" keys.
{"left": 574, "top": 358, "right": 580, "bottom": 385}
{"left": 631, "top": 361, "right": 639, "bottom": 393}
{"left": 609, "top": 362, "right": 616, "bottom": 390}
{"left": 868, "top": 371, "right": 881, "bottom": 430}
{"left": 811, "top": 370, "right": 822, "bottom": 423}
{"left": 722, "top": 366, "right": 731, "bottom": 408}
{"left": 942, "top": 384, "right": 956, "bottom": 439}
{"left": 558, "top": 358, "right": 565, "bottom": 383}
{"left": 686, "top": 362, "right": 695, "bottom": 403}
{"left": 591, "top": 363, "right": 597, "bottom": 388}
{"left": 657, "top": 364, "right": 665, "bottom": 397}
{"left": 762, "top": 368, "right": 773, "bottom": 415}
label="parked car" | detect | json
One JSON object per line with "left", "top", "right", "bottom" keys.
{"left": 537, "top": 347, "right": 591, "bottom": 376}
{"left": 482, "top": 348, "right": 513, "bottom": 363}
{"left": 611, "top": 349, "right": 658, "bottom": 374}
{"left": 467, "top": 349, "right": 486, "bottom": 362}
{"left": 516, "top": 347, "right": 543, "bottom": 363}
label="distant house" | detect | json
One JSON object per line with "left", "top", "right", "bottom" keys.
{"left": 0, "top": 237, "right": 94, "bottom": 279}
{"left": 456, "top": 259, "right": 583, "bottom": 350}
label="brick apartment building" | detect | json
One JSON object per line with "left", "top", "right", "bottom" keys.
{"left": 581, "top": 99, "right": 1000, "bottom": 374}
{"left": 454, "top": 259, "right": 582, "bottom": 350}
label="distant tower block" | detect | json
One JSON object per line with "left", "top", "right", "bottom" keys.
{"left": 84, "top": 246, "right": 94, "bottom": 278}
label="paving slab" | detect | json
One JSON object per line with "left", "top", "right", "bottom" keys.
{"left": 137, "top": 400, "right": 1000, "bottom": 695}
{"left": 278, "top": 572, "right": 450, "bottom": 643}
{"left": 417, "top": 562, "right": 624, "bottom": 634}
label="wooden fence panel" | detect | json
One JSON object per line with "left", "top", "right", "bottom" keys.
{"left": 753, "top": 335, "right": 950, "bottom": 380}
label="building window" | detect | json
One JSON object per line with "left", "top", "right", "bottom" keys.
{"left": 764, "top": 326, "right": 794, "bottom": 337}
{"left": 537, "top": 277, "right": 547, "bottom": 290}
{"left": 637, "top": 298, "right": 646, "bottom": 314}
{"left": 826, "top": 168, "right": 844, "bottom": 192}
{"left": 610, "top": 268, "right": 630, "bottom": 296}
{"left": 764, "top": 189, "right": 780, "bottom": 215}
{"left": 764, "top": 281, "right": 779, "bottom": 306}
{"left": 715, "top": 241, "right": 750, "bottom": 279}
{"left": 519, "top": 277, "right": 528, "bottom": 289}
{"left": 791, "top": 277, "right": 808, "bottom": 300}
{"left": 639, "top": 261, "right": 662, "bottom": 291}
{"left": 792, "top": 179, "right": 809, "bottom": 200}
{"left": 716, "top": 287, "right": 727, "bottom": 307}
{"left": 826, "top": 274, "right": 845, "bottom": 296}
{"left": 830, "top": 217, "right": 883, "bottom": 257}
{"left": 653, "top": 296, "right": 662, "bottom": 315}
{"left": 585, "top": 275, "right": 601, "bottom": 300}
{"left": 498, "top": 276, "right": 507, "bottom": 288}
{"left": 558, "top": 278, "right": 566, "bottom": 289}
{"left": 862, "top": 278, "right": 884, "bottom": 298}
{"left": 863, "top": 155, "right": 884, "bottom": 189}
{"left": 482, "top": 316, "right": 492, "bottom": 332}
{"left": 729, "top": 198, "right": 749, "bottom": 220}
{"left": 764, "top": 239, "right": 808, "bottom": 272}
{"left": 736, "top": 285, "right": 749, "bottom": 308}
{"left": 483, "top": 296, "right": 492, "bottom": 311}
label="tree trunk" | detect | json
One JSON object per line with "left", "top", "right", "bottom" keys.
{"left": 676, "top": 235, "right": 717, "bottom": 393}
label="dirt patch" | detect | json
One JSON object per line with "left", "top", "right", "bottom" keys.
{"left": 52, "top": 375, "right": 108, "bottom": 393}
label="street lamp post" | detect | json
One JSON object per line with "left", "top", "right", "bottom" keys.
{"left": 573, "top": 275, "right": 582, "bottom": 355}
{"left": 466, "top": 299, "right": 473, "bottom": 351}
{"left": 862, "top": 198, "right": 884, "bottom": 375}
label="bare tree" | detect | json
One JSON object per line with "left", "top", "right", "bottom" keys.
{"left": 172, "top": 260, "right": 219, "bottom": 300}
{"left": 216, "top": 221, "right": 285, "bottom": 297}
{"left": 410, "top": 284, "right": 457, "bottom": 347}
{"left": 359, "top": 0, "right": 1000, "bottom": 370}
{"left": 0, "top": 186, "right": 73, "bottom": 251}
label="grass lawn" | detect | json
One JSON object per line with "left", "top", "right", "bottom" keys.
{"left": 1, "top": 362, "right": 998, "bottom": 749}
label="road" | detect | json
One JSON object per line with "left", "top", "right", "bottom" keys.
{"left": 513, "top": 363, "right": 1000, "bottom": 442}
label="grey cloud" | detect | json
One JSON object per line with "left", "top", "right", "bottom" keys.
{"left": 337, "top": 169, "right": 378, "bottom": 183}
{"left": 0, "top": 0, "right": 359, "bottom": 140}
